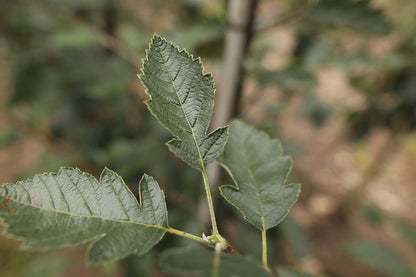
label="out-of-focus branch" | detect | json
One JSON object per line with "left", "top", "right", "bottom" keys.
{"left": 211, "top": 0, "right": 258, "bottom": 129}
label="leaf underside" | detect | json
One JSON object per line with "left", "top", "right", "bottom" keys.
{"left": 0, "top": 167, "right": 167, "bottom": 265}
{"left": 140, "top": 34, "right": 228, "bottom": 171}
{"left": 160, "top": 246, "right": 270, "bottom": 277}
{"left": 218, "top": 120, "right": 300, "bottom": 230}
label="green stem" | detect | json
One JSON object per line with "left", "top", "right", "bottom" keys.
{"left": 212, "top": 243, "right": 222, "bottom": 277}
{"left": 164, "top": 227, "right": 210, "bottom": 246}
{"left": 201, "top": 165, "right": 219, "bottom": 235}
{"left": 262, "top": 229, "right": 270, "bottom": 271}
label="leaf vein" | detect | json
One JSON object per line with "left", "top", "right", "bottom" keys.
{"left": 62, "top": 170, "right": 93, "bottom": 216}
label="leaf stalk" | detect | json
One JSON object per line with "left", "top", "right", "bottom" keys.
{"left": 262, "top": 228, "right": 271, "bottom": 271}
{"left": 201, "top": 163, "right": 229, "bottom": 251}
{"left": 201, "top": 165, "right": 219, "bottom": 235}
{"left": 165, "top": 227, "right": 211, "bottom": 246}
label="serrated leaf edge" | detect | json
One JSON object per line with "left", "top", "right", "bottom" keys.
{"left": 219, "top": 181, "right": 301, "bottom": 231}
{"left": 217, "top": 120, "right": 301, "bottom": 230}
{"left": 137, "top": 33, "right": 224, "bottom": 171}
{"left": 0, "top": 167, "right": 168, "bottom": 265}
{"left": 165, "top": 126, "right": 229, "bottom": 168}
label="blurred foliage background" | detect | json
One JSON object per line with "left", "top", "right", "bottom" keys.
{"left": 0, "top": 0, "right": 416, "bottom": 276}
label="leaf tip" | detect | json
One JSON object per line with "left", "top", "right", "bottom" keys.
{"left": 151, "top": 33, "right": 162, "bottom": 40}
{"left": 102, "top": 166, "right": 111, "bottom": 173}
{"left": 139, "top": 173, "right": 153, "bottom": 183}
{"left": 100, "top": 167, "right": 116, "bottom": 180}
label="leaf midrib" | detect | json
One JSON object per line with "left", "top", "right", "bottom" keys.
{"left": 240, "top": 138, "right": 266, "bottom": 230}
{"left": 155, "top": 42, "right": 206, "bottom": 170}
{"left": 0, "top": 195, "right": 166, "bottom": 231}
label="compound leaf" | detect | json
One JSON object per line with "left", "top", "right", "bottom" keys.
{"left": 160, "top": 246, "right": 270, "bottom": 277}
{"left": 0, "top": 167, "right": 167, "bottom": 265}
{"left": 140, "top": 34, "right": 228, "bottom": 171}
{"left": 218, "top": 120, "right": 300, "bottom": 230}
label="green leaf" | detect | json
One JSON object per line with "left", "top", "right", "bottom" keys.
{"left": 140, "top": 34, "right": 228, "bottom": 171}
{"left": 308, "top": 0, "right": 391, "bottom": 34}
{"left": 0, "top": 167, "right": 167, "bottom": 265}
{"left": 217, "top": 120, "right": 300, "bottom": 230}
{"left": 160, "top": 246, "right": 270, "bottom": 277}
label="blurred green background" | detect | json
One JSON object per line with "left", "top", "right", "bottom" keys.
{"left": 1, "top": 0, "right": 416, "bottom": 276}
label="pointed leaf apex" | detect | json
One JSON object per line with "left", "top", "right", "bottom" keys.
{"left": 140, "top": 34, "right": 226, "bottom": 171}
{"left": 101, "top": 167, "right": 115, "bottom": 178}
{"left": 139, "top": 173, "right": 154, "bottom": 183}
{"left": 152, "top": 33, "right": 161, "bottom": 39}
